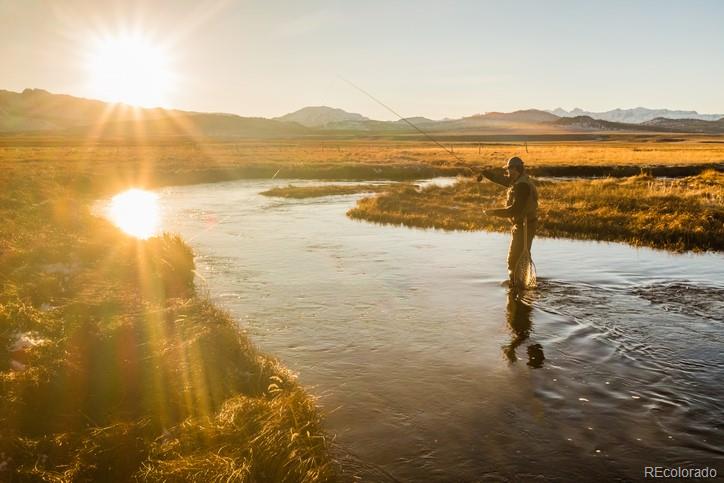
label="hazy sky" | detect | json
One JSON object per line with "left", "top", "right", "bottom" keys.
{"left": 2, "top": 0, "right": 723, "bottom": 119}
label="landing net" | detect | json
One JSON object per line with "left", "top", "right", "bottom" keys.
{"left": 513, "top": 219, "right": 537, "bottom": 289}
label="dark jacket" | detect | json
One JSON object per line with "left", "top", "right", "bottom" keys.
{"left": 482, "top": 170, "right": 538, "bottom": 222}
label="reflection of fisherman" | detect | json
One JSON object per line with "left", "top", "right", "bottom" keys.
{"left": 477, "top": 156, "right": 538, "bottom": 287}
{"left": 503, "top": 291, "right": 544, "bottom": 368}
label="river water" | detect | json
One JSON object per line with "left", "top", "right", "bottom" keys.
{"left": 113, "top": 179, "right": 724, "bottom": 481}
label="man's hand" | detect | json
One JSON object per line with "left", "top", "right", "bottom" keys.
{"left": 478, "top": 169, "right": 494, "bottom": 182}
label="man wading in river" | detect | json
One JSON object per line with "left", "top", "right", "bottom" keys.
{"left": 477, "top": 156, "right": 538, "bottom": 287}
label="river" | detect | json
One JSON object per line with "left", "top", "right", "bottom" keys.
{"left": 106, "top": 178, "right": 724, "bottom": 481}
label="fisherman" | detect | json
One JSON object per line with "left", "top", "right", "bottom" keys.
{"left": 477, "top": 156, "right": 538, "bottom": 287}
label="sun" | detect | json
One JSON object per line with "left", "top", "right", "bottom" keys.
{"left": 86, "top": 33, "right": 174, "bottom": 107}
{"left": 108, "top": 189, "right": 161, "bottom": 239}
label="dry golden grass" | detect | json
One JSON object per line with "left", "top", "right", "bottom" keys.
{"left": 347, "top": 170, "right": 724, "bottom": 252}
{"left": 2, "top": 138, "right": 723, "bottom": 168}
{"left": 0, "top": 138, "right": 719, "bottom": 208}
{"left": 261, "top": 183, "right": 398, "bottom": 198}
{"left": 0, "top": 150, "right": 336, "bottom": 481}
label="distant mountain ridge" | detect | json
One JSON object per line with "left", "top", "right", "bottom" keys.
{"left": 553, "top": 116, "right": 642, "bottom": 132}
{"left": 0, "top": 88, "right": 309, "bottom": 138}
{"left": 549, "top": 107, "right": 724, "bottom": 124}
{"left": 275, "top": 106, "right": 368, "bottom": 127}
{"left": 0, "top": 88, "right": 188, "bottom": 132}
{"left": 475, "top": 109, "right": 559, "bottom": 123}
{"left": 642, "top": 117, "right": 724, "bottom": 133}
{"left": 2, "top": 88, "right": 724, "bottom": 137}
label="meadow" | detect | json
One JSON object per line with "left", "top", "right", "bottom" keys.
{"left": 1, "top": 135, "right": 722, "bottom": 191}
{"left": 0, "top": 134, "right": 722, "bottom": 480}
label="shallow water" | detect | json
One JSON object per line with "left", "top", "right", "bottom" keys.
{"left": 109, "top": 179, "right": 724, "bottom": 480}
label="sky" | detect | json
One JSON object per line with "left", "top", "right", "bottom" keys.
{"left": 2, "top": 0, "right": 723, "bottom": 120}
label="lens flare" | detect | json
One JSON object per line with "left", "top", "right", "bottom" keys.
{"left": 108, "top": 189, "right": 160, "bottom": 239}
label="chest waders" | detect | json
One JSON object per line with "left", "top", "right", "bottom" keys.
{"left": 510, "top": 175, "right": 538, "bottom": 289}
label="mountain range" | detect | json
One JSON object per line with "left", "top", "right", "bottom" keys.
{"left": 0, "top": 89, "right": 307, "bottom": 138}
{"left": 274, "top": 106, "right": 369, "bottom": 127}
{"left": 1, "top": 88, "right": 723, "bottom": 138}
{"left": 549, "top": 107, "right": 724, "bottom": 123}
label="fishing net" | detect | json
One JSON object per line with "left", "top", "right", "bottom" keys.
{"left": 514, "top": 253, "right": 537, "bottom": 289}
{"left": 513, "top": 219, "right": 537, "bottom": 289}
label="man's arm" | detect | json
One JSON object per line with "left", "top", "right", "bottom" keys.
{"left": 478, "top": 168, "right": 511, "bottom": 187}
{"left": 486, "top": 182, "right": 530, "bottom": 218}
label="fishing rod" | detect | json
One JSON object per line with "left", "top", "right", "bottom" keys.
{"left": 339, "top": 76, "right": 475, "bottom": 172}
{"left": 340, "top": 77, "right": 532, "bottom": 169}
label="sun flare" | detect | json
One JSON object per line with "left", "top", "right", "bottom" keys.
{"left": 108, "top": 189, "right": 161, "bottom": 239}
{"left": 86, "top": 34, "right": 174, "bottom": 107}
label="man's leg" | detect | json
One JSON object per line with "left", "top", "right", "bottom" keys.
{"left": 507, "top": 224, "right": 524, "bottom": 283}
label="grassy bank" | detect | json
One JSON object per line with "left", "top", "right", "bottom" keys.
{"left": 348, "top": 170, "right": 724, "bottom": 252}
{"left": 0, "top": 165, "right": 335, "bottom": 479}
{"left": 261, "top": 183, "right": 398, "bottom": 199}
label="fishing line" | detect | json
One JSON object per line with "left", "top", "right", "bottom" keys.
{"left": 340, "top": 77, "right": 538, "bottom": 287}
{"left": 339, "top": 76, "right": 470, "bottom": 167}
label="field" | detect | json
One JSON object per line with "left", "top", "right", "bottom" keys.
{"left": 1, "top": 135, "right": 723, "bottom": 192}
{"left": 0, "top": 134, "right": 723, "bottom": 480}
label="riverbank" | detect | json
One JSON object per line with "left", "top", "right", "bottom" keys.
{"left": 0, "top": 165, "right": 335, "bottom": 479}
{"left": 346, "top": 170, "right": 723, "bottom": 252}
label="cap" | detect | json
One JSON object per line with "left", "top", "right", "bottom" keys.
{"left": 504, "top": 156, "right": 524, "bottom": 170}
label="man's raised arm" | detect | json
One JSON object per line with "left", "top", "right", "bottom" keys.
{"left": 477, "top": 168, "right": 511, "bottom": 187}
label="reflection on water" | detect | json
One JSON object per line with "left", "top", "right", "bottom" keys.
{"left": 107, "top": 188, "right": 160, "bottom": 239}
{"left": 504, "top": 290, "right": 545, "bottom": 368}
{"left": 102, "top": 179, "right": 724, "bottom": 481}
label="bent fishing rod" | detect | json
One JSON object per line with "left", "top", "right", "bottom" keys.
{"left": 272, "top": 78, "right": 472, "bottom": 180}
{"left": 338, "top": 76, "right": 499, "bottom": 180}
{"left": 271, "top": 78, "right": 522, "bottom": 180}
{"left": 339, "top": 77, "right": 468, "bottom": 163}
